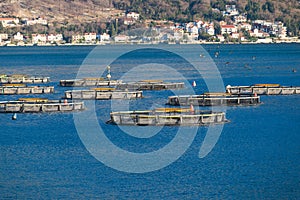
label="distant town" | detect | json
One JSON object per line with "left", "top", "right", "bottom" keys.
{"left": 1, "top": 4, "right": 300, "bottom": 46}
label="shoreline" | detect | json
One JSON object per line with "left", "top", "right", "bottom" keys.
{"left": 1, "top": 39, "right": 300, "bottom": 47}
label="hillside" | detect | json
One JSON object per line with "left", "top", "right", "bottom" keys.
{"left": 0, "top": 0, "right": 300, "bottom": 36}
{"left": 0, "top": 0, "right": 120, "bottom": 24}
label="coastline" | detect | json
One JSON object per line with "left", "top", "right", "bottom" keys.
{"left": 1, "top": 38, "right": 300, "bottom": 47}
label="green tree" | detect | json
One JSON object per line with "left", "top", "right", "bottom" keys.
{"left": 109, "top": 22, "right": 116, "bottom": 36}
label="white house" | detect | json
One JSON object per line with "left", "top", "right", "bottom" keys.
{"left": 173, "top": 28, "right": 184, "bottom": 40}
{"left": 223, "top": 5, "right": 239, "bottom": 16}
{"left": 0, "top": 18, "right": 19, "bottom": 27}
{"left": 239, "top": 23, "right": 252, "bottom": 31}
{"left": 250, "top": 29, "right": 269, "bottom": 38}
{"left": 196, "top": 20, "right": 204, "bottom": 29}
{"left": 13, "top": 32, "right": 24, "bottom": 41}
{"left": 32, "top": 34, "right": 47, "bottom": 44}
{"left": 188, "top": 25, "right": 199, "bottom": 34}
{"left": 100, "top": 33, "right": 110, "bottom": 42}
{"left": 124, "top": 18, "right": 135, "bottom": 25}
{"left": 126, "top": 12, "right": 140, "bottom": 20}
{"left": 72, "top": 34, "right": 84, "bottom": 43}
{"left": 217, "top": 35, "right": 225, "bottom": 42}
{"left": 36, "top": 17, "right": 48, "bottom": 25}
{"left": 84, "top": 33, "right": 97, "bottom": 42}
{"left": 114, "top": 35, "right": 128, "bottom": 42}
{"left": 234, "top": 15, "right": 247, "bottom": 24}
{"left": 206, "top": 23, "right": 215, "bottom": 35}
{"left": 221, "top": 25, "right": 237, "bottom": 34}
{"left": 231, "top": 32, "right": 240, "bottom": 39}
{"left": 24, "top": 17, "right": 47, "bottom": 26}
{"left": 47, "top": 34, "right": 63, "bottom": 43}
{"left": 0, "top": 33, "right": 8, "bottom": 40}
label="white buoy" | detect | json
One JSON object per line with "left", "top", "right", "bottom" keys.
{"left": 192, "top": 81, "right": 197, "bottom": 87}
{"left": 190, "top": 104, "right": 195, "bottom": 114}
{"left": 12, "top": 113, "right": 17, "bottom": 120}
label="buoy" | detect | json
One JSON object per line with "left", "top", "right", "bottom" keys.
{"left": 12, "top": 113, "right": 17, "bottom": 120}
{"left": 190, "top": 104, "right": 195, "bottom": 114}
{"left": 192, "top": 81, "right": 196, "bottom": 87}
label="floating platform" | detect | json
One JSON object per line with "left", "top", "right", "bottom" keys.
{"left": 167, "top": 93, "right": 260, "bottom": 106}
{"left": 226, "top": 84, "right": 300, "bottom": 95}
{"left": 0, "top": 98, "right": 84, "bottom": 113}
{"left": 0, "top": 74, "right": 50, "bottom": 84}
{"left": 107, "top": 108, "right": 228, "bottom": 126}
{"left": 64, "top": 88, "right": 143, "bottom": 100}
{"left": 0, "top": 84, "right": 54, "bottom": 95}
{"left": 116, "top": 80, "right": 185, "bottom": 90}
{"left": 60, "top": 78, "right": 122, "bottom": 87}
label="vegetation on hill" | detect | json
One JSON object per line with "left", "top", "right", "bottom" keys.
{"left": 113, "top": 0, "right": 300, "bottom": 36}
{"left": 0, "top": 0, "right": 299, "bottom": 36}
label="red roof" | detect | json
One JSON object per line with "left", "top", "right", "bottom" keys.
{"left": 0, "top": 18, "right": 15, "bottom": 21}
{"left": 221, "top": 25, "right": 236, "bottom": 28}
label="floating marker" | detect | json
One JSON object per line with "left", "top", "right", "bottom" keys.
{"left": 190, "top": 104, "right": 195, "bottom": 114}
{"left": 12, "top": 113, "right": 17, "bottom": 120}
{"left": 192, "top": 81, "right": 196, "bottom": 87}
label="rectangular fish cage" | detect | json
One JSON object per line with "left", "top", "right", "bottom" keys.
{"left": 116, "top": 80, "right": 185, "bottom": 90}
{"left": 0, "top": 85, "right": 54, "bottom": 95}
{"left": 167, "top": 93, "right": 260, "bottom": 106}
{"left": 0, "top": 99, "right": 84, "bottom": 113}
{"left": 226, "top": 84, "right": 300, "bottom": 95}
{"left": 0, "top": 75, "right": 50, "bottom": 84}
{"left": 108, "top": 108, "right": 228, "bottom": 126}
{"left": 59, "top": 79, "right": 122, "bottom": 87}
{"left": 64, "top": 89, "right": 143, "bottom": 100}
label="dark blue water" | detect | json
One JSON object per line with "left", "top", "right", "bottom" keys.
{"left": 0, "top": 44, "right": 300, "bottom": 199}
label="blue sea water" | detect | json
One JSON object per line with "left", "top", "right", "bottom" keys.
{"left": 0, "top": 44, "right": 300, "bottom": 199}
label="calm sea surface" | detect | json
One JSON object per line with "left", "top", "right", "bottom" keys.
{"left": 0, "top": 44, "right": 300, "bottom": 199}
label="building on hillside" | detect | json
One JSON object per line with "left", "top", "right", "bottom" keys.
{"left": 206, "top": 23, "right": 215, "bottom": 36}
{"left": 223, "top": 5, "right": 239, "bottom": 16}
{"left": 249, "top": 29, "right": 270, "bottom": 38}
{"left": 0, "top": 18, "right": 19, "bottom": 27}
{"left": 13, "top": 32, "right": 24, "bottom": 41}
{"left": 47, "top": 34, "right": 63, "bottom": 43}
{"left": 221, "top": 25, "right": 237, "bottom": 34}
{"left": 234, "top": 15, "right": 247, "bottom": 23}
{"left": 124, "top": 18, "right": 135, "bottom": 25}
{"left": 114, "top": 35, "right": 128, "bottom": 42}
{"left": 24, "top": 17, "right": 48, "bottom": 26}
{"left": 0, "top": 33, "right": 8, "bottom": 41}
{"left": 173, "top": 28, "right": 184, "bottom": 40}
{"left": 72, "top": 34, "right": 84, "bottom": 43}
{"left": 187, "top": 25, "right": 199, "bottom": 35}
{"left": 238, "top": 23, "right": 252, "bottom": 31}
{"left": 84, "top": 33, "right": 97, "bottom": 42}
{"left": 32, "top": 34, "right": 47, "bottom": 44}
{"left": 126, "top": 12, "right": 140, "bottom": 20}
{"left": 217, "top": 35, "right": 225, "bottom": 42}
{"left": 99, "top": 33, "right": 110, "bottom": 42}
